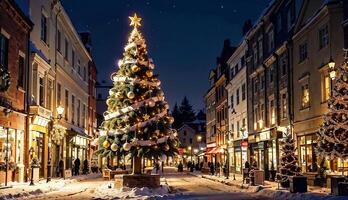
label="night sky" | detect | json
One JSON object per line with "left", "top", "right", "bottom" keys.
{"left": 61, "top": 0, "right": 270, "bottom": 111}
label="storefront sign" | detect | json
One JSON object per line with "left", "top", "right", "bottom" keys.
{"left": 259, "top": 131, "right": 271, "bottom": 141}
{"left": 207, "top": 142, "right": 216, "bottom": 148}
{"left": 258, "top": 142, "right": 264, "bottom": 149}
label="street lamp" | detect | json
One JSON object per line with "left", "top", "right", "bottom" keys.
{"left": 47, "top": 106, "right": 65, "bottom": 182}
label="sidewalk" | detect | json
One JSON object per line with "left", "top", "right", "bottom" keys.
{"left": 0, "top": 173, "right": 101, "bottom": 200}
{"left": 191, "top": 171, "right": 344, "bottom": 200}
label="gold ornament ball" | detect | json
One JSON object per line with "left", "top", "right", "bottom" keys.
{"left": 127, "top": 91, "right": 135, "bottom": 99}
{"left": 146, "top": 70, "right": 153, "bottom": 77}
{"left": 167, "top": 116, "right": 174, "bottom": 124}
{"left": 123, "top": 142, "right": 132, "bottom": 151}
{"left": 103, "top": 140, "right": 110, "bottom": 149}
{"left": 111, "top": 143, "right": 119, "bottom": 151}
{"left": 157, "top": 91, "right": 164, "bottom": 98}
{"left": 131, "top": 65, "right": 140, "bottom": 72}
{"left": 148, "top": 99, "right": 156, "bottom": 107}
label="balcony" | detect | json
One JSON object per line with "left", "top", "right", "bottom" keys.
{"left": 29, "top": 105, "right": 52, "bottom": 119}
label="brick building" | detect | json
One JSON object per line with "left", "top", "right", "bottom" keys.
{"left": 0, "top": 0, "right": 32, "bottom": 184}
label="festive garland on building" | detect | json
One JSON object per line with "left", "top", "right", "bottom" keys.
{"left": 0, "top": 67, "right": 11, "bottom": 92}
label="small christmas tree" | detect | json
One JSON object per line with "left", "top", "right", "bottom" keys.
{"left": 278, "top": 133, "right": 301, "bottom": 187}
{"left": 95, "top": 14, "right": 179, "bottom": 174}
{"left": 317, "top": 50, "right": 348, "bottom": 163}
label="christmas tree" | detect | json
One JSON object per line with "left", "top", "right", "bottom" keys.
{"left": 278, "top": 133, "right": 301, "bottom": 187}
{"left": 96, "top": 14, "right": 179, "bottom": 173}
{"left": 317, "top": 50, "right": 348, "bottom": 161}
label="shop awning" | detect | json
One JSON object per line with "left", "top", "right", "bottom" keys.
{"left": 67, "top": 128, "right": 92, "bottom": 140}
{"left": 206, "top": 147, "right": 218, "bottom": 155}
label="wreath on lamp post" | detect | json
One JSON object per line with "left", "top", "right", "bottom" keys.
{"left": 0, "top": 67, "right": 10, "bottom": 92}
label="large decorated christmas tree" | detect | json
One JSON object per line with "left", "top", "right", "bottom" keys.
{"left": 96, "top": 14, "right": 179, "bottom": 174}
{"left": 317, "top": 51, "right": 348, "bottom": 161}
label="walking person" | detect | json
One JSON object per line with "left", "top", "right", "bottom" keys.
{"left": 74, "top": 157, "right": 81, "bottom": 176}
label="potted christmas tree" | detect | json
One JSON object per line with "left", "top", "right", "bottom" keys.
{"left": 278, "top": 133, "right": 306, "bottom": 192}
{"left": 317, "top": 50, "right": 348, "bottom": 196}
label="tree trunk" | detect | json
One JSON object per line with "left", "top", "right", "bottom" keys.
{"left": 133, "top": 156, "right": 142, "bottom": 174}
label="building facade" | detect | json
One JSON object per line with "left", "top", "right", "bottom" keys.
{"left": 292, "top": 0, "right": 348, "bottom": 178}
{"left": 205, "top": 70, "right": 217, "bottom": 163}
{"left": 0, "top": 0, "right": 32, "bottom": 184}
{"left": 205, "top": 40, "right": 235, "bottom": 166}
{"left": 226, "top": 40, "right": 248, "bottom": 174}
{"left": 27, "top": 0, "right": 92, "bottom": 179}
{"left": 246, "top": 0, "right": 302, "bottom": 179}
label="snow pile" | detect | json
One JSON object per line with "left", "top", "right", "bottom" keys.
{"left": 257, "top": 188, "right": 347, "bottom": 200}
{"left": 0, "top": 173, "right": 101, "bottom": 200}
{"left": 93, "top": 182, "right": 170, "bottom": 199}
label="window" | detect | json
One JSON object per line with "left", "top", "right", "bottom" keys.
{"left": 260, "top": 74, "right": 265, "bottom": 89}
{"left": 231, "top": 123, "right": 234, "bottom": 138}
{"left": 39, "top": 77, "right": 45, "bottom": 107}
{"left": 242, "top": 83, "right": 246, "bottom": 100}
{"left": 230, "top": 94, "right": 234, "bottom": 109}
{"left": 301, "top": 84, "right": 310, "bottom": 109}
{"left": 57, "top": 30, "right": 61, "bottom": 52}
{"left": 183, "top": 131, "right": 187, "bottom": 136}
{"left": 268, "top": 29, "right": 274, "bottom": 52}
{"left": 78, "top": 60, "right": 81, "bottom": 75}
{"left": 57, "top": 83, "right": 61, "bottom": 105}
{"left": 237, "top": 121, "right": 240, "bottom": 138}
{"left": 280, "top": 54, "right": 287, "bottom": 76}
{"left": 254, "top": 106, "right": 258, "bottom": 130}
{"left": 319, "top": 25, "right": 329, "bottom": 49}
{"left": 41, "top": 13, "right": 48, "bottom": 43}
{"left": 190, "top": 138, "right": 192, "bottom": 144}
{"left": 254, "top": 77, "right": 259, "bottom": 94}
{"left": 72, "top": 50, "right": 75, "bottom": 68}
{"left": 230, "top": 66, "right": 235, "bottom": 78}
{"left": 65, "top": 90, "right": 69, "bottom": 120}
{"left": 277, "top": 14, "right": 282, "bottom": 33}
{"left": 241, "top": 56, "right": 245, "bottom": 67}
{"left": 258, "top": 38, "right": 263, "bottom": 61}
{"left": 236, "top": 88, "right": 240, "bottom": 105}
{"left": 65, "top": 39, "right": 69, "bottom": 59}
{"left": 299, "top": 42, "right": 308, "bottom": 62}
{"left": 77, "top": 99, "right": 81, "bottom": 126}
{"left": 18, "top": 55, "right": 25, "bottom": 88}
{"left": 47, "top": 79, "right": 53, "bottom": 110}
{"left": 83, "top": 67, "right": 87, "bottom": 81}
{"left": 234, "top": 64, "right": 238, "bottom": 74}
{"left": 281, "top": 93, "right": 287, "bottom": 119}
{"left": 269, "top": 65, "right": 274, "bottom": 83}
{"left": 260, "top": 103, "right": 264, "bottom": 128}
{"left": 82, "top": 104, "right": 86, "bottom": 128}
{"left": 323, "top": 75, "right": 331, "bottom": 101}
{"left": 253, "top": 43, "right": 258, "bottom": 66}
{"left": 71, "top": 95, "right": 75, "bottom": 124}
{"left": 269, "top": 99, "right": 275, "bottom": 125}
{"left": 0, "top": 34, "right": 9, "bottom": 69}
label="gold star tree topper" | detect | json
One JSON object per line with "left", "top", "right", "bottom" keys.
{"left": 129, "top": 13, "right": 142, "bottom": 28}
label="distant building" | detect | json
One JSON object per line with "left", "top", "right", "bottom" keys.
{"left": 177, "top": 119, "right": 206, "bottom": 164}
{"left": 204, "top": 40, "right": 235, "bottom": 165}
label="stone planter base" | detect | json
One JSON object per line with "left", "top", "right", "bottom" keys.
{"left": 115, "top": 174, "right": 160, "bottom": 189}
